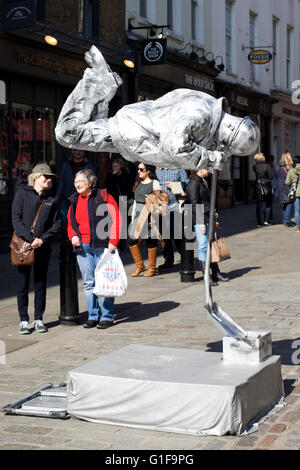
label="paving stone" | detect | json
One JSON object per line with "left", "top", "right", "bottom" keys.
{"left": 259, "top": 434, "right": 278, "bottom": 448}
{"left": 281, "top": 412, "right": 300, "bottom": 424}
{"left": 284, "top": 440, "right": 300, "bottom": 449}
{"left": 0, "top": 443, "right": 41, "bottom": 450}
{"left": 235, "top": 436, "right": 259, "bottom": 448}
{"left": 3, "top": 425, "right": 53, "bottom": 435}
{"left": 268, "top": 423, "right": 287, "bottom": 434}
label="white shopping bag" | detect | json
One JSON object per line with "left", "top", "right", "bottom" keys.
{"left": 93, "top": 249, "right": 128, "bottom": 297}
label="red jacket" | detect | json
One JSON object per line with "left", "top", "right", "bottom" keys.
{"left": 67, "top": 188, "right": 121, "bottom": 248}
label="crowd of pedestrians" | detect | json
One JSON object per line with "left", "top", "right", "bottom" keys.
{"left": 254, "top": 151, "right": 300, "bottom": 232}
{"left": 11, "top": 149, "right": 300, "bottom": 335}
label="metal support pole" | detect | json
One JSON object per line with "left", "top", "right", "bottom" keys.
{"left": 59, "top": 235, "right": 79, "bottom": 325}
{"left": 204, "top": 170, "right": 218, "bottom": 310}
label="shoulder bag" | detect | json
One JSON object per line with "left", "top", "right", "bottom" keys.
{"left": 288, "top": 175, "right": 300, "bottom": 203}
{"left": 10, "top": 200, "right": 45, "bottom": 266}
{"left": 211, "top": 231, "right": 231, "bottom": 263}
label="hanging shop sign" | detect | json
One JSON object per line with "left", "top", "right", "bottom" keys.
{"left": 2, "top": 0, "right": 35, "bottom": 30}
{"left": 248, "top": 50, "right": 272, "bottom": 64}
{"left": 141, "top": 39, "right": 167, "bottom": 66}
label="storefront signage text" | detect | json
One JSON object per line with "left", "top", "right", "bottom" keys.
{"left": 248, "top": 50, "right": 272, "bottom": 64}
{"left": 185, "top": 74, "right": 215, "bottom": 92}
{"left": 15, "top": 49, "right": 85, "bottom": 77}
{"left": 236, "top": 95, "right": 248, "bottom": 107}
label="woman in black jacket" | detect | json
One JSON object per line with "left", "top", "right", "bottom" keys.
{"left": 12, "top": 163, "right": 60, "bottom": 335}
{"left": 186, "top": 169, "right": 228, "bottom": 286}
{"left": 253, "top": 153, "right": 273, "bottom": 227}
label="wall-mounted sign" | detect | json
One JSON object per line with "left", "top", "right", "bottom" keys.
{"left": 236, "top": 95, "right": 248, "bottom": 107}
{"left": 248, "top": 50, "right": 272, "bottom": 64}
{"left": 141, "top": 39, "right": 167, "bottom": 65}
{"left": 0, "top": 81, "right": 6, "bottom": 105}
{"left": 2, "top": 0, "right": 35, "bottom": 30}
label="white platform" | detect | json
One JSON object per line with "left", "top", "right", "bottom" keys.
{"left": 67, "top": 344, "right": 284, "bottom": 436}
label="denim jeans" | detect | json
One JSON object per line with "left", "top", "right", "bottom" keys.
{"left": 256, "top": 200, "right": 272, "bottom": 225}
{"left": 17, "top": 246, "right": 51, "bottom": 322}
{"left": 194, "top": 223, "right": 209, "bottom": 262}
{"left": 282, "top": 202, "right": 294, "bottom": 224}
{"left": 295, "top": 197, "right": 300, "bottom": 227}
{"left": 76, "top": 244, "right": 114, "bottom": 322}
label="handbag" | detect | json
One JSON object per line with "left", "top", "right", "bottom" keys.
{"left": 257, "top": 179, "right": 271, "bottom": 199}
{"left": 288, "top": 175, "right": 300, "bottom": 202}
{"left": 10, "top": 200, "right": 45, "bottom": 266}
{"left": 93, "top": 249, "right": 128, "bottom": 297}
{"left": 211, "top": 233, "right": 231, "bottom": 263}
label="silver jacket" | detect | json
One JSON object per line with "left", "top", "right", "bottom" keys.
{"left": 55, "top": 46, "right": 255, "bottom": 171}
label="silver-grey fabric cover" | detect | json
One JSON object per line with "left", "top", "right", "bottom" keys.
{"left": 55, "top": 46, "right": 260, "bottom": 172}
{"left": 67, "top": 345, "right": 284, "bottom": 436}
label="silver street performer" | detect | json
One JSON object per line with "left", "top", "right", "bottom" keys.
{"left": 55, "top": 46, "right": 260, "bottom": 172}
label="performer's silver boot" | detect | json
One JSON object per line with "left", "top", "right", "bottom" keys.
{"left": 84, "top": 46, "right": 123, "bottom": 119}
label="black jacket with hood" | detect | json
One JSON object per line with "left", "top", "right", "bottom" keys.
{"left": 12, "top": 185, "right": 61, "bottom": 245}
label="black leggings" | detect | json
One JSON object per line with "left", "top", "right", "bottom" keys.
{"left": 16, "top": 246, "right": 51, "bottom": 322}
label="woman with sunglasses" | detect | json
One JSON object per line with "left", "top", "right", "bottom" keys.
{"left": 11, "top": 163, "right": 61, "bottom": 335}
{"left": 129, "top": 163, "right": 162, "bottom": 277}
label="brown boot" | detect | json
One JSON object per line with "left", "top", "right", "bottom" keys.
{"left": 129, "top": 245, "right": 146, "bottom": 277}
{"left": 144, "top": 247, "right": 157, "bottom": 277}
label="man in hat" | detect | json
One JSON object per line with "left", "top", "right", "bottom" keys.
{"left": 55, "top": 46, "right": 260, "bottom": 173}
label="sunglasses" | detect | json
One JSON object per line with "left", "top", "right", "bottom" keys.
{"left": 137, "top": 168, "right": 146, "bottom": 172}
{"left": 43, "top": 175, "right": 53, "bottom": 180}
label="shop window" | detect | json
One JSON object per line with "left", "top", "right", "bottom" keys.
{"left": 285, "top": 120, "right": 296, "bottom": 155}
{"left": 12, "top": 103, "right": 33, "bottom": 192}
{"left": 0, "top": 104, "right": 9, "bottom": 197}
{"left": 36, "top": 106, "right": 56, "bottom": 169}
{"left": 79, "top": 0, "right": 100, "bottom": 41}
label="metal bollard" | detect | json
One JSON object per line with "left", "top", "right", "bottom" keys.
{"left": 180, "top": 209, "right": 195, "bottom": 282}
{"left": 59, "top": 235, "right": 79, "bottom": 325}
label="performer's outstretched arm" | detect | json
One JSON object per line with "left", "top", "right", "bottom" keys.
{"left": 55, "top": 46, "right": 121, "bottom": 152}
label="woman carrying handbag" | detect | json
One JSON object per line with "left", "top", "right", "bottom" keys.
{"left": 186, "top": 169, "right": 229, "bottom": 286}
{"left": 129, "top": 163, "right": 163, "bottom": 277}
{"left": 11, "top": 163, "right": 60, "bottom": 335}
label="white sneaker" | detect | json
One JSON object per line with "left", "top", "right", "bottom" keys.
{"left": 19, "top": 321, "right": 31, "bottom": 335}
{"left": 32, "top": 320, "right": 48, "bottom": 333}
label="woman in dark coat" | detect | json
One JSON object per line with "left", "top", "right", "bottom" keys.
{"left": 186, "top": 169, "right": 228, "bottom": 286}
{"left": 12, "top": 163, "right": 61, "bottom": 335}
{"left": 273, "top": 152, "right": 294, "bottom": 226}
{"left": 253, "top": 153, "right": 273, "bottom": 227}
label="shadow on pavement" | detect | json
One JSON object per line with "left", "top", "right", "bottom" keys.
{"left": 227, "top": 266, "right": 261, "bottom": 280}
{"left": 114, "top": 301, "right": 180, "bottom": 324}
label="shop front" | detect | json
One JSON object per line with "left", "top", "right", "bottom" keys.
{"left": 217, "top": 82, "right": 275, "bottom": 207}
{"left": 0, "top": 36, "right": 125, "bottom": 252}
{"left": 271, "top": 90, "right": 300, "bottom": 162}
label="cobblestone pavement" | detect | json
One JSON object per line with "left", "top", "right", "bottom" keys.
{"left": 0, "top": 204, "right": 299, "bottom": 450}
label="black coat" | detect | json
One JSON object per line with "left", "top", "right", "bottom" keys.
{"left": 253, "top": 162, "right": 273, "bottom": 201}
{"left": 105, "top": 169, "right": 134, "bottom": 204}
{"left": 12, "top": 185, "right": 61, "bottom": 244}
{"left": 186, "top": 174, "right": 211, "bottom": 225}
{"left": 273, "top": 165, "right": 290, "bottom": 204}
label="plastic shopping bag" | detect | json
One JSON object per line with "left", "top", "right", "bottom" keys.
{"left": 93, "top": 249, "right": 128, "bottom": 297}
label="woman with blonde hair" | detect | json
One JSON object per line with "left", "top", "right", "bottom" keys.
{"left": 273, "top": 152, "right": 295, "bottom": 227}
{"left": 253, "top": 152, "right": 273, "bottom": 227}
{"left": 11, "top": 163, "right": 60, "bottom": 334}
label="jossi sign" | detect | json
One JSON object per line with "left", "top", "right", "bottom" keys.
{"left": 248, "top": 50, "right": 272, "bottom": 64}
